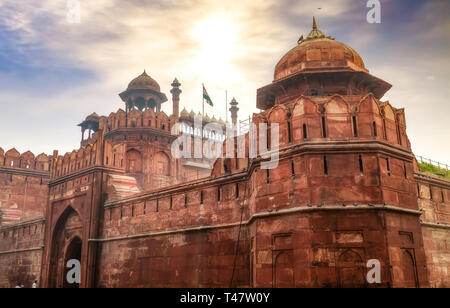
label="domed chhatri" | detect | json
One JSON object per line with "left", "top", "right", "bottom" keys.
{"left": 127, "top": 70, "right": 161, "bottom": 92}
{"left": 257, "top": 17, "right": 391, "bottom": 110}
{"left": 274, "top": 17, "right": 366, "bottom": 81}
{"left": 119, "top": 70, "right": 168, "bottom": 112}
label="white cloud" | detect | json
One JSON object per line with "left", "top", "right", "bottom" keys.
{"left": 0, "top": 0, "right": 448, "bottom": 165}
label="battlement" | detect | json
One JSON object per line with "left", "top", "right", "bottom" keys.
{"left": 103, "top": 108, "right": 175, "bottom": 133}
{"left": 0, "top": 147, "right": 51, "bottom": 172}
{"left": 52, "top": 142, "right": 100, "bottom": 179}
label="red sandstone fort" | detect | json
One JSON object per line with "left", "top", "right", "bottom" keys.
{"left": 0, "top": 19, "right": 449, "bottom": 288}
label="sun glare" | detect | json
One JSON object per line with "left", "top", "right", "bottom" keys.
{"left": 190, "top": 17, "right": 239, "bottom": 80}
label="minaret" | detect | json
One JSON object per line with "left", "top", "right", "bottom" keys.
{"left": 229, "top": 97, "right": 239, "bottom": 129}
{"left": 170, "top": 78, "right": 181, "bottom": 118}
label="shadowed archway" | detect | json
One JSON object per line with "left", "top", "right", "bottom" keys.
{"left": 48, "top": 206, "right": 82, "bottom": 288}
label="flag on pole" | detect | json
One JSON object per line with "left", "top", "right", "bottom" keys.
{"left": 203, "top": 85, "right": 213, "bottom": 106}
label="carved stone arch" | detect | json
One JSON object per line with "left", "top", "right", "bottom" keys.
{"left": 157, "top": 111, "right": 169, "bottom": 130}
{"left": 273, "top": 250, "right": 294, "bottom": 287}
{"left": 357, "top": 93, "right": 382, "bottom": 115}
{"left": 267, "top": 104, "right": 289, "bottom": 123}
{"left": 294, "top": 96, "right": 319, "bottom": 115}
{"left": 382, "top": 102, "right": 396, "bottom": 121}
{"left": 337, "top": 249, "right": 365, "bottom": 288}
{"left": 48, "top": 205, "right": 83, "bottom": 288}
{"left": 116, "top": 109, "right": 126, "bottom": 127}
{"left": 400, "top": 249, "right": 418, "bottom": 288}
{"left": 20, "top": 151, "right": 35, "bottom": 169}
{"left": 107, "top": 112, "right": 116, "bottom": 129}
{"left": 143, "top": 108, "right": 156, "bottom": 128}
{"left": 5, "top": 148, "right": 20, "bottom": 167}
{"left": 154, "top": 151, "right": 170, "bottom": 176}
{"left": 292, "top": 97, "right": 306, "bottom": 117}
{"left": 128, "top": 109, "right": 141, "bottom": 127}
{"left": 324, "top": 95, "right": 350, "bottom": 114}
{"left": 126, "top": 149, "right": 142, "bottom": 173}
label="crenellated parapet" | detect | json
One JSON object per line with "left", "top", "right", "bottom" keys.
{"left": 104, "top": 108, "right": 175, "bottom": 133}
{"left": 52, "top": 142, "right": 100, "bottom": 178}
{"left": 0, "top": 147, "right": 51, "bottom": 172}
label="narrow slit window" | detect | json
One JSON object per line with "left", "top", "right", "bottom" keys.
{"left": 417, "top": 184, "right": 421, "bottom": 198}
{"left": 430, "top": 186, "right": 433, "bottom": 200}
{"left": 359, "top": 154, "right": 364, "bottom": 174}
{"left": 184, "top": 194, "right": 188, "bottom": 208}
{"left": 441, "top": 189, "right": 445, "bottom": 203}
{"left": 200, "top": 191, "right": 204, "bottom": 204}
{"left": 322, "top": 116, "right": 327, "bottom": 138}
{"left": 170, "top": 196, "right": 173, "bottom": 210}
{"left": 373, "top": 121, "right": 377, "bottom": 137}
{"left": 323, "top": 156, "right": 328, "bottom": 175}
{"left": 382, "top": 119, "right": 387, "bottom": 139}
{"left": 386, "top": 158, "right": 391, "bottom": 176}
{"left": 156, "top": 199, "right": 159, "bottom": 212}
{"left": 303, "top": 123, "right": 308, "bottom": 139}
{"left": 266, "top": 169, "right": 270, "bottom": 183}
{"left": 352, "top": 116, "right": 358, "bottom": 137}
{"left": 403, "top": 162, "right": 407, "bottom": 179}
{"left": 236, "top": 183, "right": 239, "bottom": 199}
{"left": 217, "top": 186, "right": 221, "bottom": 202}
{"left": 291, "top": 159, "right": 295, "bottom": 177}
{"left": 287, "top": 121, "right": 292, "bottom": 143}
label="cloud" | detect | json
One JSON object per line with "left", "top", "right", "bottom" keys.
{"left": 0, "top": 0, "right": 449, "bottom": 164}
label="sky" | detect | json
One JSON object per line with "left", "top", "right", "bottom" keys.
{"left": 0, "top": 0, "right": 449, "bottom": 164}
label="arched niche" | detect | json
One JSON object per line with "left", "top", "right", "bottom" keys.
{"left": 126, "top": 149, "right": 142, "bottom": 173}
{"left": 154, "top": 151, "right": 170, "bottom": 176}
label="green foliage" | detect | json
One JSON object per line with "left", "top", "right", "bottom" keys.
{"left": 418, "top": 162, "right": 450, "bottom": 179}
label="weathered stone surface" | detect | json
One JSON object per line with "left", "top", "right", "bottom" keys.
{"left": 1, "top": 22, "right": 449, "bottom": 288}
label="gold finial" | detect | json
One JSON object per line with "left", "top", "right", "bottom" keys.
{"left": 312, "top": 16, "right": 317, "bottom": 30}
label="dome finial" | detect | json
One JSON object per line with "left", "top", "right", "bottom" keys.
{"left": 305, "top": 16, "right": 326, "bottom": 41}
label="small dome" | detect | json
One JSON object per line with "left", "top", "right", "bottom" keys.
{"left": 85, "top": 112, "right": 99, "bottom": 122}
{"left": 127, "top": 70, "right": 161, "bottom": 92}
{"left": 180, "top": 108, "right": 189, "bottom": 118}
{"left": 274, "top": 18, "right": 366, "bottom": 81}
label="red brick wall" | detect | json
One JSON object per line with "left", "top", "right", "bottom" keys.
{"left": 416, "top": 174, "right": 450, "bottom": 287}
{"left": 0, "top": 220, "right": 45, "bottom": 288}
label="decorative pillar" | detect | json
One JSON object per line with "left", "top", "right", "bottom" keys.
{"left": 170, "top": 78, "right": 181, "bottom": 118}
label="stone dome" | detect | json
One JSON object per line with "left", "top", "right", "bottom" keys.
{"left": 127, "top": 70, "right": 161, "bottom": 92}
{"left": 274, "top": 18, "right": 366, "bottom": 81}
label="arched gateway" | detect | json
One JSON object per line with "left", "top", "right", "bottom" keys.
{"left": 48, "top": 207, "right": 83, "bottom": 288}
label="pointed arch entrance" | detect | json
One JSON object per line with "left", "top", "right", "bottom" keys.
{"left": 48, "top": 206, "right": 83, "bottom": 288}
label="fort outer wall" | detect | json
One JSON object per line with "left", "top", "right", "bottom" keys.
{"left": 0, "top": 148, "right": 50, "bottom": 288}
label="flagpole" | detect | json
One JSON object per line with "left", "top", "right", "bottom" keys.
{"left": 202, "top": 83, "right": 205, "bottom": 117}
